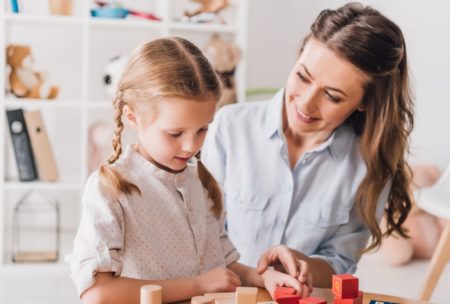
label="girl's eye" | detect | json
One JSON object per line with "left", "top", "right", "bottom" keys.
{"left": 198, "top": 128, "right": 208, "bottom": 134}
{"left": 168, "top": 132, "right": 182, "bottom": 138}
{"left": 297, "top": 72, "right": 309, "bottom": 83}
{"left": 325, "top": 91, "right": 341, "bottom": 103}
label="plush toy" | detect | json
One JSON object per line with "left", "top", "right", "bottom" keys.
{"left": 380, "top": 164, "right": 447, "bottom": 266}
{"left": 203, "top": 34, "right": 240, "bottom": 108}
{"left": 88, "top": 122, "right": 114, "bottom": 173}
{"left": 185, "top": 0, "right": 228, "bottom": 18}
{"left": 6, "top": 44, "right": 59, "bottom": 99}
{"left": 103, "top": 55, "right": 129, "bottom": 98}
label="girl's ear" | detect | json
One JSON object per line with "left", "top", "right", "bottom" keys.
{"left": 123, "top": 105, "right": 138, "bottom": 127}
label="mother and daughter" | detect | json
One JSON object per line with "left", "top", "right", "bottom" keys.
{"left": 67, "top": 3, "right": 415, "bottom": 304}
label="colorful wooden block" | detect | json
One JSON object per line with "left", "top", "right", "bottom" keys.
{"left": 333, "top": 291, "right": 363, "bottom": 304}
{"left": 140, "top": 285, "right": 162, "bottom": 304}
{"left": 274, "top": 286, "right": 296, "bottom": 295}
{"left": 236, "top": 287, "right": 258, "bottom": 304}
{"left": 332, "top": 274, "right": 359, "bottom": 299}
{"left": 204, "top": 292, "right": 235, "bottom": 300}
{"left": 368, "top": 301, "right": 398, "bottom": 304}
{"left": 273, "top": 294, "right": 300, "bottom": 304}
{"left": 299, "top": 297, "right": 327, "bottom": 304}
{"left": 191, "top": 296, "right": 214, "bottom": 304}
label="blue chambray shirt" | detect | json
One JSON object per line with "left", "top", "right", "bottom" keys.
{"left": 202, "top": 89, "right": 389, "bottom": 274}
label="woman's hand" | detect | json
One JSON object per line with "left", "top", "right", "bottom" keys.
{"left": 257, "top": 245, "right": 313, "bottom": 292}
{"left": 261, "top": 268, "right": 311, "bottom": 299}
{"left": 195, "top": 267, "right": 242, "bottom": 294}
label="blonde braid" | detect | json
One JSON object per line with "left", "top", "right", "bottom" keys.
{"left": 196, "top": 152, "right": 223, "bottom": 219}
{"left": 99, "top": 91, "right": 141, "bottom": 199}
{"left": 108, "top": 93, "right": 125, "bottom": 164}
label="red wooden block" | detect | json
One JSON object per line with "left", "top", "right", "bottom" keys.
{"left": 274, "top": 286, "right": 296, "bottom": 295}
{"left": 274, "top": 294, "right": 300, "bottom": 304}
{"left": 333, "top": 291, "right": 363, "bottom": 304}
{"left": 299, "top": 297, "right": 327, "bottom": 304}
{"left": 332, "top": 274, "right": 359, "bottom": 299}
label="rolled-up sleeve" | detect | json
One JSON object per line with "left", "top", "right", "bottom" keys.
{"left": 65, "top": 172, "right": 125, "bottom": 297}
{"left": 310, "top": 182, "right": 391, "bottom": 274}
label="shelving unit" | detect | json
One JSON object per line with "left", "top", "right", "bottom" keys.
{"left": 0, "top": 0, "right": 248, "bottom": 272}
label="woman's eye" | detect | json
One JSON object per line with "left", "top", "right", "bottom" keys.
{"left": 297, "top": 72, "right": 309, "bottom": 83}
{"left": 325, "top": 91, "right": 341, "bottom": 103}
{"left": 198, "top": 128, "right": 208, "bottom": 134}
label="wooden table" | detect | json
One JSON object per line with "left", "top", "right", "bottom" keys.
{"left": 256, "top": 288, "right": 430, "bottom": 304}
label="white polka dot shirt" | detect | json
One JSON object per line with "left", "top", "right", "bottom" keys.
{"left": 66, "top": 145, "right": 239, "bottom": 297}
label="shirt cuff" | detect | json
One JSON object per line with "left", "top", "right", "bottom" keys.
{"left": 66, "top": 245, "right": 123, "bottom": 297}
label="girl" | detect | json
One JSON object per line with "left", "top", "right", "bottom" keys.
{"left": 66, "top": 37, "right": 310, "bottom": 304}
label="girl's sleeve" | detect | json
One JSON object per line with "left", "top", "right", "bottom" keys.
{"left": 65, "top": 172, "right": 125, "bottom": 297}
{"left": 310, "top": 181, "right": 391, "bottom": 274}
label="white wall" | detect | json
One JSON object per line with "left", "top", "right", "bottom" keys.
{"left": 247, "top": 0, "right": 450, "bottom": 169}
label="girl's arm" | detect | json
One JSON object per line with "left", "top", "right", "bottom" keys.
{"left": 82, "top": 268, "right": 242, "bottom": 304}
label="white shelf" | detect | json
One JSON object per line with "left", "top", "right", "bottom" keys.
{"left": 89, "top": 17, "right": 163, "bottom": 29}
{"left": 4, "top": 99, "right": 82, "bottom": 109}
{"left": 4, "top": 181, "right": 81, "bottom": 191}
{"left": 168, "top": 22, "right": 237, "bottom": 33}
{"left": 4, "top": 13, "right": 83, "bottom": 26}
{"left": 0, "top": 0, "right": 248, "bottom": 272}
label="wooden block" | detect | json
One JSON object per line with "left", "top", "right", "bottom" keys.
{"left": 140, "top": 285, "right": 162, "bottom": 304}
{"left": 216, "top": 299, "right": 236, "bottom": 304}
{"left": 205, "top": 292, "right": 236, "bottom": 300}
{"left": 274, "top": 286, "right": 296, "bottom": 295}
{"left": 299, "top": 297, "right": 327, "bottom": 304}
{"left": 332, "top": 274, "right": 359, "bottom": 299}
{"left": 333, "top": 291, "right": 363, "bottom": 304}
{"left": 236, "top": 287, "right": 258, "bottom": 304}
{"left": 274, "top": 294, "right": 300, "bottom": 304}
{"left": 192, "top": 296, "right": 215, "bottom": 304}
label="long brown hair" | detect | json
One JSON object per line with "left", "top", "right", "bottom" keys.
{"left": 301, "top": 2, "right": 414, "bottom": 251}
{"left": 99, "top": 37, "right": 223, "bottom": 218}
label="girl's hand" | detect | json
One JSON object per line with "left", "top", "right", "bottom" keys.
{"left": 257, "top": 245, "right": 313, "bottom": 293}
{"left": 195, "top": 267, "right": 242, "bottom": 293}
{"left": 261, "top": 268, "right": 311, "bottom": 299}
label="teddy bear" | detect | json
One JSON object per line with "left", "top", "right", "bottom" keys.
{"left": 203, "top": 34, "right": 240, "bottom": 108}
{"left": 380, "top": 164, "right": 447, "bottom": 266}
{"left": 103, "top": 54, "right": 129, "bottom": 98}
{"left": 6, "top": 44, "right": 59, "bottom": 99}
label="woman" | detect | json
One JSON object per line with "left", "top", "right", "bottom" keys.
{"left": 202, "top": 2, "right": 414, "bottom": 288}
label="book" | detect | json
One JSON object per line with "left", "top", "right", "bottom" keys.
{"left": 23, "top": 110, "right": 59, "bottom": 182}
{"left": 10, "top": 0, "right": 19, "bottom": 13}
{"left": 6, "top": 109, "right": 38, "bottom": 181}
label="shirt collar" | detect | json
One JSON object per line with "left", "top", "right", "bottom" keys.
{"left": 264, "top": 88, "right": 285, "bottom": 138}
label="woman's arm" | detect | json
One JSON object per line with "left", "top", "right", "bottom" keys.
{"left": 256, "top": 245, "right": 334, "bottom": 288}
{"left": 82, "top": 268, "right": 242, "bottom": 304}
{"left": 228, "top": 262, "right": 310, "bottom": 298}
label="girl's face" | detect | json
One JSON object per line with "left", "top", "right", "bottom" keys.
{"left": 127, "top": 97, "right": 216, "bottom": 172}
{"left": 284, "top": 38, "right": 368, "bottom": 140}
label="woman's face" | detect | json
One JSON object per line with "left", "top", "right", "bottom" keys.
{"left": 284, "top": 38, "right": 368, "bottom": 139}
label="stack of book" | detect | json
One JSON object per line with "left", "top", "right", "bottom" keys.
{"left": 6, "top": 109, "right": 59, "bottom": 182}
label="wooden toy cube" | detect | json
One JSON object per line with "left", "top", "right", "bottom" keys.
{"left": 236, "top": 287, "right": 258, "bottom": 304}
{"left": 274, "top": 294, "right": 300, "bottom": 304}
{"left": 332, "top": 274, "right": 359, "bottom": 299}
{"left": 274, "top": 286, "right": 296, "bottom": 295}
{"left": 333, "top": 291, "right": 363, "bottom": 304}
{"left": 299, "top": 297, "right": 327, "bottom": 304}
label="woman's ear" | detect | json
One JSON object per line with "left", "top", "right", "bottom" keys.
{"left": 123, "top": 104, "right": 138, "bottom": 127}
